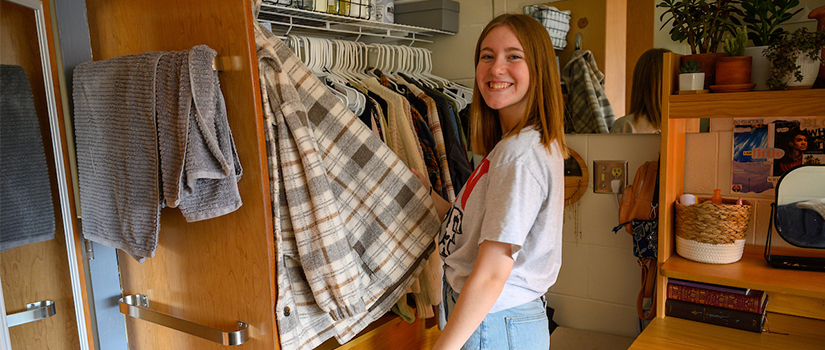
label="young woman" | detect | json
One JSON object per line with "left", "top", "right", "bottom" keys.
{"left": 610, "top": 48, "right": 671, "bottom": 133}
{"left": 414, "top": 13, "right": 568, "bottom": 350}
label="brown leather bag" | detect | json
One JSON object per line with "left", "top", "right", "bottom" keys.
{"left": 618, "top": 160, "right": 660, "bottom": 320}
{"left": 618, "top": 161, "right": 659, "bottom": 234}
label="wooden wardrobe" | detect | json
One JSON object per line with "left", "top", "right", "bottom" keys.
{"left": 83, "top": 0, "right": 435, "bottom": 349}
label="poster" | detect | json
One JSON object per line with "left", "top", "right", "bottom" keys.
{"left": 732, "top": 118, "right": 825, "bottom": 194}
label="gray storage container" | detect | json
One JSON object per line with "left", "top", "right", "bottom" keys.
{"left": 394, "top": 0, "right": 459, "bottom": 33}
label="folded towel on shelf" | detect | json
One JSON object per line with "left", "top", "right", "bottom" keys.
{"left": 0, "top": 65, "right": 56, "bottom": 252}
{"left": 74, "top": 46, "right": 242, "bottom": 262}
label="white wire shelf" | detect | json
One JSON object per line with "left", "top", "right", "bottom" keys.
{"left": 258, "top": 2, "right": 455, "bottom": 45}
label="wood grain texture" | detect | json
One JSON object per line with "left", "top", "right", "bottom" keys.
{"left": 1, "top": 1, "right": 82, "bottom": 349}
{"left": 630, "top": 317, "right": 825, "bottom": 350}
{"left": 84, "top": 0, "right": 276, "bottom": 349}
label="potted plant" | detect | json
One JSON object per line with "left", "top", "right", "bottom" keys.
{"left": 765, "top": 27, "right": 825, "bottom": 90}
{"left": 740, "top": 0, "right": 804, "bottom": 90}
{"left": 679, "top": 59, "right": 705, "bottom": 91}
{"left": 714, "top": 26, "right": 754, "bottom": 91}
{"left": 658, "top": 0, "right": 743, "bottom": 89}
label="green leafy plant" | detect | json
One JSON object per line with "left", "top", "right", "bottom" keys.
{"left": 680, "top": 59, "right": 701, "bottom": 73}
{"left": 657, "top": 0, "right": 743, "bottom": 54}
{"left": 765, "top": 27, "right": 825, "bottom": 89}
{"left": 740, "top": 0, "right": 803, "bottom": 47}
{"left": 723, "top": 26, "right": 748, "bottom": 56}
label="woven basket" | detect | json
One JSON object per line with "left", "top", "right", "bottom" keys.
{"left": 674, "top": 198, "right": 752, "bottom": 264}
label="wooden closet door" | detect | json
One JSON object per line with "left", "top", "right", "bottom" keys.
{"left": 83, "top": 0, "right": 277, "bottom": 349}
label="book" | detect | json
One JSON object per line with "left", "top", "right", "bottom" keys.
{"left": 667, "top": 278, "right": 751, "bottom": 295}
{"left": 665, "top": 299, "right": 765, "bottom": 333}
{"left": 667, "top": 282, "right": 768, "bottom": 314}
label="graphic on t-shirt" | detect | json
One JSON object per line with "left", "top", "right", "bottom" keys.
{"left": 440, "top": 205, "right": 463, "bottom": 258}
{"left": 440, "top": 158, "right": 490, "bottom": 258}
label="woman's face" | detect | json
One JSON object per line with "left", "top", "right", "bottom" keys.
{"left": 476, "top": 25, "right": 530, "bottom": 132}
{"left": 792, "top": 134, "right": 808, "bottom": 151}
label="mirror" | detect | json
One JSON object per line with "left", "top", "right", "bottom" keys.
{"left": 765, "top": 165, "right": 825, "bottom": 271}
{"left": 1, "top": 0, "right": 88, "bottom": 348}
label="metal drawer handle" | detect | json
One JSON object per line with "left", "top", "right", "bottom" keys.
{"left": 6, "top": 300, "right": 56, "bottom": 327}
{"left": 119, "top": 294, "right": 249, "bottom": 346}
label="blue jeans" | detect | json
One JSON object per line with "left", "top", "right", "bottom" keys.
{"left": 443, "top": 281, "right": 550, "bottom": 350}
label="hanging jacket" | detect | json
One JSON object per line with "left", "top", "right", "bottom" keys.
{"left": 255, "top": 22, "right": 440, "bottom": 350}
{"left": 562, "top": 49, "right": 616, "bottom": 133}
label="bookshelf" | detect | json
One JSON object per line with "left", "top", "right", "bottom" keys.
{"left": 631, "top": 52, "right": 825, "bottom": 349}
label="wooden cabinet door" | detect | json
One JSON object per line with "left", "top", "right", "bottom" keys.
{"left": 83, "top": 0, "right": 278, "bottom": 349}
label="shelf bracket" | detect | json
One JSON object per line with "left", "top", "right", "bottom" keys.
{"left": 119, "top": 294, "right": 249, "bottom": 346}
{"left": 6, "top": 300, "right": 56, "bottom": 328}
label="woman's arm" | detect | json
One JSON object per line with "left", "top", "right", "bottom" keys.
{"left": 432, "top": 240, "right": 514, "bottom": 350}
{"left": 411, "top": 168, "right": 452, "bottom": 220}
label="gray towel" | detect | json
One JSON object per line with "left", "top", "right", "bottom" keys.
{"left": 0, "top": 65, "right": 56, "bottom": 251}
{"left": 73, "top": 51, "right": 164, "bottom": 261}
{"left": 156, "top": 46, "right": 242, "bottom": 222}
{"left": 74, "top": 46, "right": 242, "bottom": 261}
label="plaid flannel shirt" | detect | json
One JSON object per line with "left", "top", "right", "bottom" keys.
{"left": 255, "top": 23, "right": 439, "bottom": 350}
{"left": 561, "top": 50, "right": 615, "bottom": 133}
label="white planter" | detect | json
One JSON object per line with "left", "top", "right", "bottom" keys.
{"left": 679, "top": 72, "right": 705, "bottom": 91}
{"left": 744, "top": 45, "right": 770, "bottom": 91}
{"left": 785, "top": 53, "right": 820, "bottom": 89}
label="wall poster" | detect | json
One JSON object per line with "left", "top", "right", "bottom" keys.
{"left": 732, "top": 117, "right": 825, "bottom": 195}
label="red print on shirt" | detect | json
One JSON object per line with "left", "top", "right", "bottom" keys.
{"left": 460, "top": 158, "right": 490, "bottom": 208}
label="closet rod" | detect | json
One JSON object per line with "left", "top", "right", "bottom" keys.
{"left": 119, "top": 294, "right": 249, "bottom": 346}
{"left": 6, "top": 300, "right": 56, "bottom": 328}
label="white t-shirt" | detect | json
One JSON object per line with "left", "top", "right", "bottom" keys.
{"left": 438, "top": 128, "right": 564, "bottom": 313}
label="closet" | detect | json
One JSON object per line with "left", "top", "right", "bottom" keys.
{"left": 80, "top": 1, "right": 451, "bottom": 349}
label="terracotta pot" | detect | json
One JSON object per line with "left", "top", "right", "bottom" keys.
{"left": 715, "top": 56, "right": 752, "bottom": 85}
{"left": 682, "top": 53, "right": 727, "bottom": 90}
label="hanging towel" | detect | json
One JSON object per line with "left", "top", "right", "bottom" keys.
{"left": 173, "top": 46, "right": 242, "bottom": 222}
{"left": 73, "top": 52, "right": 164, "bottom": 261}
{"left": 562, "top": 50, "right": 615, "bottom": 133}
{"left": 0, "top": 65, "right": 55, "bottom": 252}
{"left": 256, "top": 21, "right": 440, "bottom": 350}
{"left": 74, "top": 46, "right": 242, "bottom": 262}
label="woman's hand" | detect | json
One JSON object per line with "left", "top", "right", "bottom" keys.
{"left": 411, "top": 168, "right": 452, "bottom": 221}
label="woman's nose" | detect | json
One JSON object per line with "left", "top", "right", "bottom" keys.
{"left": 490, "top": 59, "right": 507, "bottom": 75}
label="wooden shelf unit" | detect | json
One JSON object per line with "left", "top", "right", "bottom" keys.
{"left": 632, "top": 52, "right": 825, "bottom": 349}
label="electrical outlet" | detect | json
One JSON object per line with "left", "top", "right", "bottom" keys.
{"left": 593, "top": 160, "right": 628, "bottom": 194}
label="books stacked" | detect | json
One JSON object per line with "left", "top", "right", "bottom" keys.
{"left": 665, "top": 279, "right": 769, "bottom": 333}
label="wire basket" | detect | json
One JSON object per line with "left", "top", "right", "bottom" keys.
{"left": 675, "top": 198, "right": 752, "bottom": 264}
{"left": 524, "top": 4, "right": 571, "bottom": 50}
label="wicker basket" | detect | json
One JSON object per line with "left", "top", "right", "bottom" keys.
{"left": 674, "top": 198, "right": 752, "bottom": 264}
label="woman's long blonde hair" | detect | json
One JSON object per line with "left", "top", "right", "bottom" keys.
{"left": 469, "top": 13, "right": 568, "bottom": 159}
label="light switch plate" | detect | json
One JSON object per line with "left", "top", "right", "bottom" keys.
{"left": 593, "top": 160, "right": 628, "bottom": 194}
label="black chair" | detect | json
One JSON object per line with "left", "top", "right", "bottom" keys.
{"left": 765, "top": 164, "right": 825, "bottom": 272}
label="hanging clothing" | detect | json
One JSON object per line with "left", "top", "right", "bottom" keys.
{"left": 562, "top": 49, "right": 616, "bottom": 133}
{"left": 417, "top": 82, "right": 472, "bottom": 196}
{"left": 255, "top": 22, "right": 440, "bottom": 350}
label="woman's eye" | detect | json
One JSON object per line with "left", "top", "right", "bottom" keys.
{"left": 480, "top": 54, "right": 493, "bottom": 60}
{"left": 509, "top": 54, "right": 522, "bottom": 60}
